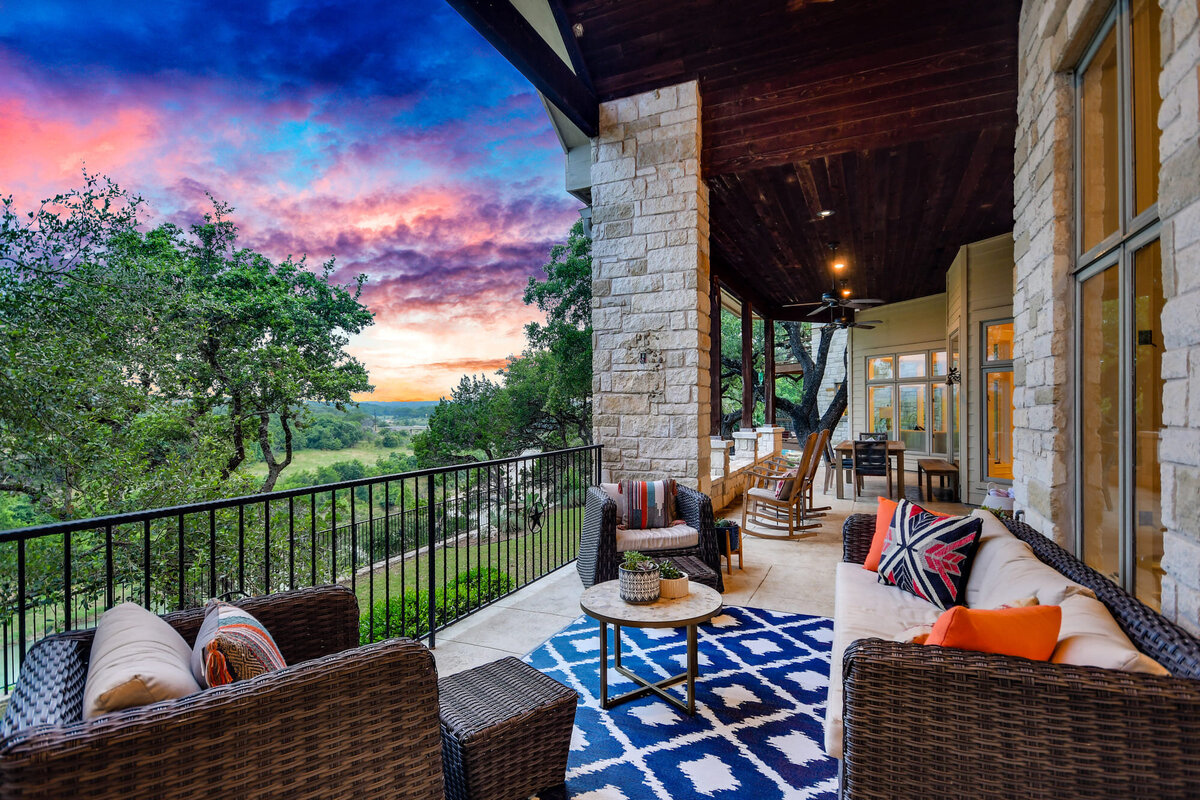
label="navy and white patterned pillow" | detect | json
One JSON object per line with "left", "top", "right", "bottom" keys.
{"left": 877, "top": 499, "right": 983, "bottom": 609}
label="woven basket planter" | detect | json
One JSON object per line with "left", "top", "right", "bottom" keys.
{"left": 618, "top": 565, "right": 661, "bottom": 604}
{"left": 659, "top": 574, "right": 689, "bottom": 599}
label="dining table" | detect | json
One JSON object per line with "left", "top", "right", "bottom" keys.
{"left": 833, "top": 439, "right": 907, "bottom": 500}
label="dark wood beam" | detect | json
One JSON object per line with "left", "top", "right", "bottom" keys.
{"left": 446, "top": 0, "right": 599, "bottom": 136}
{"left": 741, "top": 300, "right": 754, "bottom": 430}
{"left": 709, "top": 277, "right": 723, "bottom": 437}
{"left": 547, "top": 0, "right": 595, "bottom": 93}
{"left": 763, "top": 318, "right": 775, "bottom": 425}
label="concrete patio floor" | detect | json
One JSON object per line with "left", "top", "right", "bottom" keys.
{"left": 432, "top": 471, "right": 969, "bottom": 676}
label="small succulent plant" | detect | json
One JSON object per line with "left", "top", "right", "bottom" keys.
{"left": 621, "top": 551, "right": 659, "bottom": 572}
{"left": 659, "top": 562, "right": 683, "bottom": 580}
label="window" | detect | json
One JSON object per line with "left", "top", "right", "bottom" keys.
{"left": 865, "top": 349, "right": 948, "bottom": 454}
{"left": 1074, "top": 0, "right": 1163, "bottom": 610}
{"left": 982, "top": 321, "right": 1014, "bottom": 481}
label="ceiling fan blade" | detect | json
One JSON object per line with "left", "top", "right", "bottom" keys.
{"left": 781, "top": 301, "right": 823, "bottom": 308}
{"left": 855, "top": 319, "right": 883, "bottom": 325}
{"left": 846, "top": 298, "right": 884, "bottom": 306}
{"left": 806, "top": 305, "right": 829, "bottom": 317}
{"left": 853, "top": 324, "right": 876, "bottom": 330}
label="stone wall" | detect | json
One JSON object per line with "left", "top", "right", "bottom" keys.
{"left": 590, "top": 80, "right": 712, "bottom": 490}
{"left": 1157, "top": 0, "right": 1200, "bottom": 631}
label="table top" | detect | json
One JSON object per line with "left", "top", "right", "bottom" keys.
{"left": 834, "top": 439, "right": 906, "bottom": 453}
{"left": 580, "top": 581, "right": 722, "bottom": 628}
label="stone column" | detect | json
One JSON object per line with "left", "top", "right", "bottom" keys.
{"left": 590, "top": 80, "right": 711, "bottom": 491}
{"left": 1156, "top": 0, "right": 1200, "bottom": 632}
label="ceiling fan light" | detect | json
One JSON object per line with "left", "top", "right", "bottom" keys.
{"left": 818, "top": 209, "right": 834, "bottom": 218}
{"left": 841, "top": 288, "right": 851, "bottom": 297}
{"left": 833, "top": 262, "right": 845, "bottom": 270}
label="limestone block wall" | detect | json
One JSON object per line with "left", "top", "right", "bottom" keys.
{"left": 1156, "top": 0, "right": 1200, "bottom": 631}
{"left": 590, "top": 80, "right": 712, "bottom": 490}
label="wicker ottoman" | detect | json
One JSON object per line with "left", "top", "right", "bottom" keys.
{"left": 439, "top": 657, "right": 578, "bottom": 800}
{"left": 660, "top": 554, "right": 719, "bottom": 591}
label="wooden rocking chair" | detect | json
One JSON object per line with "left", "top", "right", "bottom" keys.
{"left": 741, "top": 428, "right": 831, "bottom": 539}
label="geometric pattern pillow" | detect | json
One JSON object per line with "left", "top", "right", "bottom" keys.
{"left": 773, "top": 468, "right": 799, "bottom": 499}
{"left": 619, "top": 479, "right": 677, "bottom": 529}
{"left": 877, "top": 500, "right": 984, "bottom": 610}
{"left": 191, "top": 600, "right": 287, "bottom": 688}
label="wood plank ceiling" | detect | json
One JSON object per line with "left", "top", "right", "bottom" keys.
{"left": 560, "top": 0, "right": 1019, "bottom": 317}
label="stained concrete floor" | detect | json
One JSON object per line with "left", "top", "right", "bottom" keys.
{"left": 432, "top": 472, "right": 968, "bottom": 676}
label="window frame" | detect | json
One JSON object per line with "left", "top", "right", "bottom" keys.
{"left": 980, "top": 318, "right": 1015, "bottom": 484}
{"left": 1071, "top": 0, "right": 1163, "bottom": 604}
{"left": 864, "top": 348, "right": 948, "bottom": 456}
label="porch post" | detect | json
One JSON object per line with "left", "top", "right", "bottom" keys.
{"left": 763, "top": 318, "right": 776, "bottom": 425}
{"left": 590, "top": 80, "right": 711, "bottom": 491}
{"left": 710, "top": 278, "right": 723, "bottom": 437}
{"left": 741, "top": 300, "right": 753, "bottom": 430}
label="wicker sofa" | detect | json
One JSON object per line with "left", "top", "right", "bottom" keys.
{"left": 836, "top": 512, "right": 1200, "bottom": 800}
{"left": 578, "top": 483, "right": 723, "bottom": 592}
{"left": 0, "top": 585, "right": 445, "bottom": 799}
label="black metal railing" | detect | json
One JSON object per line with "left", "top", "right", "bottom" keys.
{"left": 0, "top": 445, "right": 601, "bottom": 692}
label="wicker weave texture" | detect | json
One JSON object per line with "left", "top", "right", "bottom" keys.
{"left": 839, "top": 513, "right": 1200, "bottom": 799}
{"left": 439, "top": 656, "right": 577, "bottom": 800}
{"left": 0, "top": 585, "right": 445, "bottom": 800}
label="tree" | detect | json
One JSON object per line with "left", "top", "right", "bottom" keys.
{"left": 413, "top": 375, "right": 508, "bottom": 466}
{"left": 0, "top": 175, "right": 374, "bottom": 516}
{"left": 718, "top": 316, "right": 847, "bottom": 443}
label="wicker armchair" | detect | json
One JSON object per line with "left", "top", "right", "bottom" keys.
{"left": 578, "top": 483, "right": 723, "bottom": 592}
{"left": 0, "top": 585, "right": 445, "bottom": 800}
{"left": 838, "top": 513, "right": 1200, "bottom": 800}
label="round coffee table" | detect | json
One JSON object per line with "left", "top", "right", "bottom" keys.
{"left": 579, "top": 581, "right": 722, "bottom": 716}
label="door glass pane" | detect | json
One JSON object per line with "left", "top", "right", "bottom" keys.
{"left": 932, "top": 351, "right": 948, "bottom": 376}
{"left": 985, "top": 371, "right": 1014, "bottom": 479}
{"left": 897, "top": 385, "right": 927, "bottom": 452}
{"left": 868, "top": 357, "right": 893, "bottom": 381}
{"left": 1080, "top": 265, "right": 1123, "bottom": 585}
{"left": 985, "top": 322, "right": 1014, "bottom": 361}
{"left": 1079, "top": 24, "right": 1121, "bottom": 252}
{"left": 1131, "top": 0, "right": 1162, "bottom": 217}
{"left": 869, "top": 386, "right": 893, "bottom": 435}
{"left": 932, "top": 384, "right": 948, "bottom": 455}
{"left": 1134, "top": 239, "right": 1164, "bottom": 610}
{"left": 898, "top": 353, "right": 926, "bottom": 378}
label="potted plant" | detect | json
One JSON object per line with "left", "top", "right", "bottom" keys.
{"left": 618, "top": 551, "right": 661, "bottom": 604}
{"left": 714, "top": 517, "right": 740, "bottom": 562}
{"left": 659, "top": 561, "right": 689, "bottom": 599}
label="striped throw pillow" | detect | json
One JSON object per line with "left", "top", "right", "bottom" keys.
{"left": 619, "top": 479, "right": 677, "bottom": 529}
{"left": 191, "top": 601, "right": 287, "bottom": 688}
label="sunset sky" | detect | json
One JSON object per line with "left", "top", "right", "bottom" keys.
{"left": 0, "top": 0, "right": 581, "bottom": 400}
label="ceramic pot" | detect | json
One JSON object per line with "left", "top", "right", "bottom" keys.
{"left": 618, "top": 565, "right": 661, "bottom": 604}
{"left": 659, "top": 573, "right": 690, "bottom": 599}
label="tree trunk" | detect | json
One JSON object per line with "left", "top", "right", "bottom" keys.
{"left": 257, "top": 411, "right": 295, "bottom": 492}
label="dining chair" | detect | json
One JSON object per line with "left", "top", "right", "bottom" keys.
{"left": 852, "top": 439, "right": 892, "bottom": 499}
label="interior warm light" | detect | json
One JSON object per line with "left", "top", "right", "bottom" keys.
{"left": 841, "top": 288, "right": 852, "bottom": 297}
{"left": 818, "top": 210, "right": 834, "bottom": 218}
{"left": 833, "top": 262, "right": 846, "bottom": 270}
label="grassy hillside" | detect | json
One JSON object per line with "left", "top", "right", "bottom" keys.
{"left": 242, "top": 442, "right": 413, "bottom": 479}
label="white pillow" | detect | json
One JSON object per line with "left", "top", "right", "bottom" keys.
{"left": 965, "top": 509, "right": 1094, "bottom": 608}
{"left": 83, "top": 603, "right": 201, "bottom": 720}
{"left": 600, "top": 482, "right": 624, "bottom": 525}
{"left": 1052, "top": 594, "right": 1170, "bottom": 675}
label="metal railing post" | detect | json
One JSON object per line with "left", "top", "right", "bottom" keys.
{"left": 427, "top": 473, "right": 436, "bottom": 647}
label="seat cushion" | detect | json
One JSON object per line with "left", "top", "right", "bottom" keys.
{"left": 83, "top": 603, "right": 201, "bottom": 720}
{"left": 964, "top": 509, "right": 1095, "bottom": 608}
{"left": 616, "top": 523, "right": 698, "bottom": 553}
{"left": 825, "top": 562, "right": 943, "bottom": 759}
{"left": 747, "top": 486, "right": 778, "bottom": 501}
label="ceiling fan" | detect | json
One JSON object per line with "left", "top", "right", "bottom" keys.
{"left": 783, "top": 282, "right": 884, "bottom": 317}
{"left": 832, "top": 308, "right": 882, "bottom": 330}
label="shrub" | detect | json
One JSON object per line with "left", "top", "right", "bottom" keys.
{"left": 359, "top": 567, "right": 515, "bottom": 644}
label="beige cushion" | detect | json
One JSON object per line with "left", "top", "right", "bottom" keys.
{"left": 964, "top": 509, "right": 1094, "bottom": 609}
{"left": 825, "top": 562, "right": 943, "bottom": 759}
{"left": 600, "top": 482, "right": 624, "bottom": 525}
{"left": 83, "top": 602, "right": 201, "bottom": 720}
{"left": 747, "top": 487, "right": 777, "bottom": 501}
{"left": 1052, "top": 594, "right": 1170, "bottom": 675}
{"left": 616, "top": 523, "right": 698, "bottom": 552}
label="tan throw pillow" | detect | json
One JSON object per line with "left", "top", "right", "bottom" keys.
{"left": 83, "top": 603, "right": 201, "bottom": 720}
{"left": 1052, "top": 594, "right": 1170, "bottom": 675}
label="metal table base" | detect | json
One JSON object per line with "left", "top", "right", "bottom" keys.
{"left": 598, "top": 621, "right": 700, "bottom": 715}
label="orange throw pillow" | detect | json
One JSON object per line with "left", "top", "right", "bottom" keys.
{"left": 863, "top": 498, "right": 951, "bottom": 571}
{"left": 862, "top": 498, "right": 899, "bottom": 571}
{"left": 926, "top": 605, "right": 1062, "bottom": 661}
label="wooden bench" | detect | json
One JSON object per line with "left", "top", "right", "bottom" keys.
{"left": 917, "top": 459, "right": 959, "bottom": 502}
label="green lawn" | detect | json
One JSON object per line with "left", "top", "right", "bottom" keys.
{"left": 242, "top": 442, "right": 413, "bottom": 479}
{"left": 352, "top": 504, "right": 584, "bottom": 608}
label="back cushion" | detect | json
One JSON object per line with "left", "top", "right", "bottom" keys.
{"left": 619, "top": 479, "right": 677, "bottom": 529}
{"left": 1053, "top": 594, "right": 1170, "bottom": 675}
{"left": 83, "top": 603, "right": 201, "bottom": 720}
{"left": 600, "top": 482, "right": 624, "bottom": 525}
{"left": 965, "top": 509, "right": 1095, "bottom": 609}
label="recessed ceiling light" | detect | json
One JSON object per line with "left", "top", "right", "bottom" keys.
{"left": 817, "top": 210, "right": 834, "bottom": 218}
{"left": 841, "top": 288, "right": 852, "bottom": 297}
{"left": 833, "top": 262, "right": 846, "bottom": 270}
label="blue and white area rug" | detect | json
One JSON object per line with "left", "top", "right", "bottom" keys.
{"left": 524, "top": 606, "right": 838, "bottom": 799}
